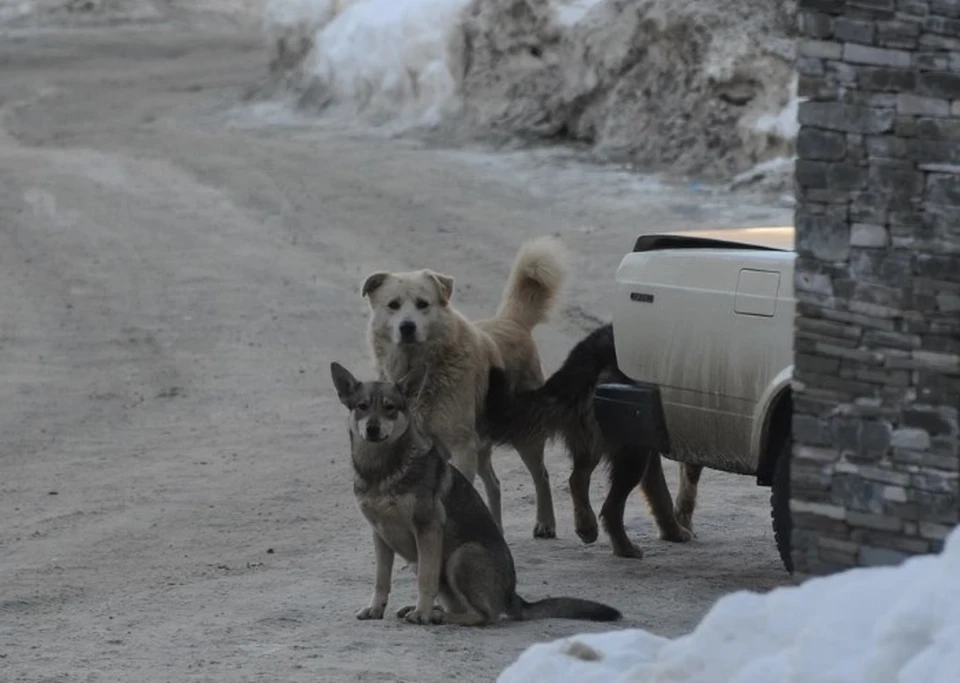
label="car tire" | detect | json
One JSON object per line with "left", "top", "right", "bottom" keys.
{"left": 770, "top": 435, "right": 794, "bottom": 574}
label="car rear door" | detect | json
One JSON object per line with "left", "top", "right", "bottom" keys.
{"left": 612, "top": 248, "right": 791, "bottom": 473}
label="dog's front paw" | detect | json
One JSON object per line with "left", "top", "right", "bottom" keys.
{"left": 533, "top": 521, "right": 556, "bottom": 539}
{"left": 611, "top": 540, "right": 644, "bottom": 559}
{"left": 574, "top": 508, "right": 598, "bottom": 544}
{"left": 660, "top": 525, "right": 694, "bottom": 543}
{"left": 673, "top": 507, "right": 694, "bottom": 533}
{"left": 356, "top": 605, "right": 386, "bottom": 620}
{"left": 397, "top": 605, "right": 443, "bottom": 625}
{"left": 575, "top": 522, "right": 599, "bottom": 544}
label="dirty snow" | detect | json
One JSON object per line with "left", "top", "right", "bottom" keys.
{"left": 753, "top": 75, "right": 801, "bottom": 142}
{"left": 499, "top": 525, "right": 960, "bottom": 683}
{"left": 264, "top": 0, "right": 798, "bottom": 184}
{"left": 554, "top": 0, "right": 604, "bottom": 27}
{"left": 282, "top": 0, "right": 469, "bottom": 125}
{"left": 264, "top": 0, "right": 470, "bottom": 127}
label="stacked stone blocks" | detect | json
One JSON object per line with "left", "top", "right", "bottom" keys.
{"left": 792, "top": 0, "right": 960, "bottom": 575}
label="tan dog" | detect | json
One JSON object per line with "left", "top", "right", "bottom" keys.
{"left": 361, "top": 237, "right": 567, "bottom": 537}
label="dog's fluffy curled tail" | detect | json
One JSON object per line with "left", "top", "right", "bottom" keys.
{"left": 496, "top": 237, "right": 568, "bottom": 331}
{"left": 484, "top": 323, "right": 617, "bottom": 446}
{"left": 509, "top": 594, "right": 622, "bottom": 622}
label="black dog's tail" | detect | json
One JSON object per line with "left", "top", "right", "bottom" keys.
{"left": 484, "top": 323, "right": 618, "bottom": 446}
{"left": 508, "top": 593, "right": 622, "bottom": 622}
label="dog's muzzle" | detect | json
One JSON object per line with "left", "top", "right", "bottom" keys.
{"left": 365, "top": 422, "right": 386, "bottom": 442}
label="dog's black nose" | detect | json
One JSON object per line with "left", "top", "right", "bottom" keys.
{"left": 399, "top": 320, "right": 416, "bottom": 339}
{"left": 365, "top": 421, "right": 382, "bottom": 440}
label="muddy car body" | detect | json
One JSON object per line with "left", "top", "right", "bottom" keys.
{"left": 594, "top": 226, "right": 796, "bottom": 570}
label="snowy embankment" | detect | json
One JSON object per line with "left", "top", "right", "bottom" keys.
{"left": 264, "top": 0, "right": 799, "bottom": 186}
{"left": 265, "top": 0, "right": 469, "bottom": 125}
{"left": 499, "top": 525, "right": 960, "bottom": 683}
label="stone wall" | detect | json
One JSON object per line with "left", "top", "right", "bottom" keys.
{"left": 792, "top": 0, "right": 960, "bottom": 575}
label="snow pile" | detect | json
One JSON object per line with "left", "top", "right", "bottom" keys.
{"left": 264, "top": 0, "right": 797, "bottom": 183}
{"left": 499, "top": 525, "right": 960, "bottom": 683}
{"left": 264, "top": 0, "right": 470, "bottom": 125}
{"left": 459, "top": 0, "right": 798, "bottom": 181}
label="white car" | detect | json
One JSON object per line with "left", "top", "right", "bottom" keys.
{"left": 594, "top": 226, "right": 796, "bottom": 570}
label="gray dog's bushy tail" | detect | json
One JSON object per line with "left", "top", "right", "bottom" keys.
{"left": 495, "top": 237, "right": 568, "bottom": 331}
{"left": 510, "top": 594, "right": 622, "bottom": 622}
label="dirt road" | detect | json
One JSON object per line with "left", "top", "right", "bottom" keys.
{"left": 0, "top": 18, "right": 793, "bottom": 683}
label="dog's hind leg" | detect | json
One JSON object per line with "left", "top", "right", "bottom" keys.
{"left": 438, "top": 545, "right": 500, "bottom": 627}
{"left": 569, "top": 442, "right": 602, "bottom": 544}
{"left": 514, "top": 437, "right": 556, "bottom": 539}
{"left": 600, "top": 446, "right": 649, "bottom": 559}
{"left": 448, "top": 437, "right": 479, "bottom": 484}
{"left": 674, "top": 463, "right": 703, "bottom": 533}
{"left": 440, "top": 606, "right": 492, "bottom": 626}
{"left": 476, "top": 444, "right": 503, "bottom": 533}
{"left": 450, "top": 437, "right": 504, "bottom": 532}
{"left": 641, "top": 454, "right": 693, "bottom": 542}
{"left": 438, "top": 581, "right": 466, "bottom": 615}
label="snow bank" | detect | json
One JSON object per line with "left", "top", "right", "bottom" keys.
{"left": 499, "top": 525, "right": 960, "bottom": 683}
{"left": 459, "top": 0, "right": 798, "bottom": 180}
{"left": 265, "top": 0, "right": 469, "bottom": 125}
{"left": 264, "top": 0, "right": 798, "bottom": 183}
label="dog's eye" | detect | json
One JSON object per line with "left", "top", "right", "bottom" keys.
{"left": 415, "top": 298, "right": 429, "bottom": 310}
{"left": 388, "top": 299, "right": 401, "bottom": 311}
{"left": 356, "top": 401, "right": 370, "bottom": 411}
{"left": 382, "top": 402, "right": 396, "bottom": 412}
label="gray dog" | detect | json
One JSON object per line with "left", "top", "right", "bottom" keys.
{"left": 330, "top": 361, "right": 622, "bottom": 626}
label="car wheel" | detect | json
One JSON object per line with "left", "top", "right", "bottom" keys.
{"left": 770, "top": 435, "right": 793, "bottom": 574}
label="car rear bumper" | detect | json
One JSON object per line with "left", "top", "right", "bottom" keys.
{"left": 592, "top": 381, "right": 672, "bottom": 454}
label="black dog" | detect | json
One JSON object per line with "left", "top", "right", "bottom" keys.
{"left": 485, "top": 324, "right": 696, "bottom": 558}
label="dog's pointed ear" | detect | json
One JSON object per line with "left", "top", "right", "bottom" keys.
{"left": 361, "top": 272, "right": 390, "bottom": 299}
{"left": 426, "top": 271, "right": 454, "bottom": 305}
{"left": 330, "top": 362, "right": 360, "bottom": 405}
